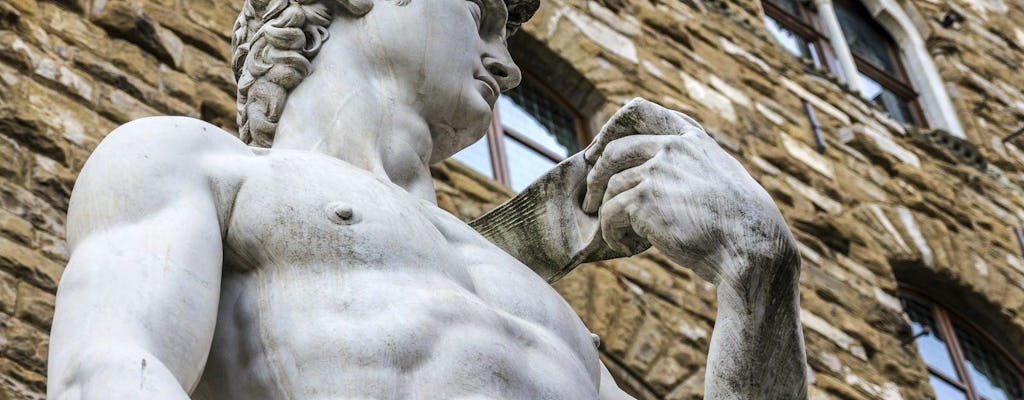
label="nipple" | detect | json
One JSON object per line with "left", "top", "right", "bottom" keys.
{"left": 326, "top": 202, "right": 359, "bottom": 225}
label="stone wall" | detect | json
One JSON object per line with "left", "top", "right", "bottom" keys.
{"left": 0, "top": 0, "right": 1022, "bottom": 399}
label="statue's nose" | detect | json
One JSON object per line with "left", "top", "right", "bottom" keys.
{"left": 483, "top": 53, "right": 522, "bottom": 92}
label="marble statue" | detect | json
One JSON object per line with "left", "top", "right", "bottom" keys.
{"left": 46, "top": 0, "right": 808, "bottom": 398}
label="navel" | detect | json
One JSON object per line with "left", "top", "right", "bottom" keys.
{"left": 326, "top": 201, "right": 360, "bottom": 225}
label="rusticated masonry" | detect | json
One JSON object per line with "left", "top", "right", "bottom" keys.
{"left": 1, "top": 0, "right": 1023, "bottom": 399}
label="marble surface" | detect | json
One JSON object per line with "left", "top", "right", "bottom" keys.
{"left": 46, "top": 0, "right": 807, "bottom": 398}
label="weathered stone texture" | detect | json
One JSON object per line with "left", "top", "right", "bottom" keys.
{"left": 2, "top": 0, "right": 1024, "bottom": 398}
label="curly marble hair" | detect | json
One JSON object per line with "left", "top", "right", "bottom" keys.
{"left": 231, "top": 0, "right": 540, "bottom": 147}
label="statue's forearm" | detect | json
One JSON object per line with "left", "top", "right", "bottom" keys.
{"left": 704, "top": 255, "right": 807, "bottom": 400}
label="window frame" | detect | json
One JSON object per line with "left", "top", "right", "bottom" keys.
{"left": 832, "top": 0, "right": 929, "bottom": 127}
{"left": 762, "top": 0, "right": 840, "bottom": 72}
{"left": 901, "top": 286, "right": 1024, "bottom": 400}
{"left": 480, "top": 69, "right": 590, "bottom": 188}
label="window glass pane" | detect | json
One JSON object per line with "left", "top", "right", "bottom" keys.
{"left": 504, "top": 136, "right": 557, "bottom": 192}
{"left": 806, "top": 41, "right": 822, "bottom": 68}
{"left": 452, "top": 135, "right": 494, "bottom": 179}
{"left": 953, "top": 325, "right": 1024, "bottom": 400}
{"left": 500, "top": 80, "right": 580, "bottom": 158}
{"left": 904, "top": 297, "right": 962, "bottom": 380}
{"left": 858, "top": 73, "right": 916, "bottom": 125}
{"left": 764, "top": 16, "right": 821, "bottom": 68}
{"left": 766, "top": 0, "right": 803, "bottom": 17}
{"left": 834, "top": 2, "right": 900, "bottom": 76}
{"left": 930, "top": 375, "right": 969, "bottom": 400}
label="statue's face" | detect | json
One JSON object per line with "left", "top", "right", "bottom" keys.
{"left": 341, "top": 0, "right": 522, "bottom": 162}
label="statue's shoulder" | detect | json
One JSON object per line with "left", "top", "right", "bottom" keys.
{"left": 68, "top": 117, "right": 250, "bottom": 243}
{"left": 96, "top": 116, "right": 249, "bottom": 160}
{"left": 85, "top": 116, "right": 253, "bottom": 182}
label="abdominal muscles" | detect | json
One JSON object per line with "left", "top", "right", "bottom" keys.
{"left": 197, "top": 263, "right": 599, "bottom": 400}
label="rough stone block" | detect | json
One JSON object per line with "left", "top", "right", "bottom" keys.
{"left": 800, "top": 309, "right": 868, "bottom": 361}
{"left": 623, "top": 317, "right": 668, "bottom": 372}
{"left": 0, "top": 270, "right": 17, "bottom": 315}
{"left": 35, "top": 231, "right": 67, "bottom": 264}
{"left": 27, "top": 154, "right": 75, "bottom": 212}
{"left": 39, "top": 2, "right": 106, "bottom": 51}
{"left": 0, "top": 357, "right": 46, "bottom": 399}
{"left": 179, "top": 45, "right": 238, "bottom": 98}
{"left": 0, "top": 181, "right": 64, "bottom": 237}
{"left": 143, "top": 1, "right": 228, "bottom": 61}
{"left": 0, "top": 32, "right": 37, "bottom": 80}
{"left": 90, "top": 0, "right": 184, "bottom": 67}
{"left": 1, "top": 71, "right": 108, "bottom": 166}
{"left": 3, "top": 0, "right": 37, "bottom": 16}
{"left": 197, "top": 82, "right": 236, "bottom": 131}
{"left": 184, "top": 0, "right": 239, "bottom": 38}
{"left": 644, "top": 342, "right": 703, "bottom": 392}
{"left": 0, "top": 236, "right": 62, "bottom": 292}
{"left": 680, "top": 71, "right": 736, "bottom": 123}
{"left": 95, "top": 84, "right": 160, "bottom": 122}
{"left": 105, "top": 38, "right": 160, "bottom": 87}
{"left": 158, "top": 64, "right": 195, "bottom": 105}
{"left": 780, "top": 133, "right": 834, "bottom": 179}
{"left": 0, "top": 135, "right": 25, "bottom": 185}
{"left": 14, "top": 283, "right": 53, "bottom": 330}
{"left": 0, "top": 208, "right": 34, "bottom": 248}
{"left": 663, "top": 366, "right": 704, "bottom": 400}
{"left": 0, "top": 317, "right": 47, "bottom": 373}
{"left": 560, "top": 5, "right": 638, "bottom": 63}
{"left": 603, "top": 291, "right": 645, "bottom": 358}
{"left": 588, "top": 265, "right": 627, "bottom": 334}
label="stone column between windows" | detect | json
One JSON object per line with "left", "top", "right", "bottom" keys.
{"left": 812, "top": 0, "right": 863, "bottom": 95}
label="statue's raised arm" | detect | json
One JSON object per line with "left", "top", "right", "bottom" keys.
{"left": 474, "top": 98, "right": 808, "bottom": 399}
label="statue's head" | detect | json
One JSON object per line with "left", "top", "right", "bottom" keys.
{"left": 231, "top": 0, "right": 540, "bottom": 149}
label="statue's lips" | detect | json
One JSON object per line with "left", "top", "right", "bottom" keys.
{"left": 474, "top": 75, "right": 499, "bottom": 106}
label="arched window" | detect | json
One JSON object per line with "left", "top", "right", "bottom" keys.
{"left": 453, "top": 74, "right": 588, "bottom": 192}
{"left": 901, "top": 290, "right": 1024, "bottom": 399}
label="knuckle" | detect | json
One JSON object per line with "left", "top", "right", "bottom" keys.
{"left": 606, "top": 173, "right": 624, "bottom": 190}
{"left": 632, "top": 184, "right": 652, "bottom": 203}
{"left": 643, "top": 161, "right": 662, "bottom": 176}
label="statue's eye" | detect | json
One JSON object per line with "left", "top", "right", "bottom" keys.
{"left": 467, "top": 1, "right": 483, "bottom": 30}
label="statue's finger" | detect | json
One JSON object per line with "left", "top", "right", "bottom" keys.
{"left": 584, "top": 98, "right": 704, "bottom": 163}
{"left": 584, "top": 98, "right": 650, "bottom": 163}
{"left": 602, "top": 165, "right": 645, "bottom": 207}
{"left": 582, "top": 135, "right": 660, "bottom": 213}
{"left": 598, "top": 189, "right": 650, "bottom": 256}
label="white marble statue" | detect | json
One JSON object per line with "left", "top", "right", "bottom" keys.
{"left": 46, "top": 0, "right": 808, "bottom": 398}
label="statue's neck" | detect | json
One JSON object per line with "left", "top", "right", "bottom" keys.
{"left": 272, "top": 78, "right": 438, "bottom": 204}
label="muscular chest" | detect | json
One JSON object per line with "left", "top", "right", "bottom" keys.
{"left": 208, "top": 151, "right": 601, "bottom": 395}
{"left": 223, "top": 151, "right": 460, "bottom": 269}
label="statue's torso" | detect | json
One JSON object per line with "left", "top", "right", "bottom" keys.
{"left": 193, "top": 149, "right": 600, "bottom": 399}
